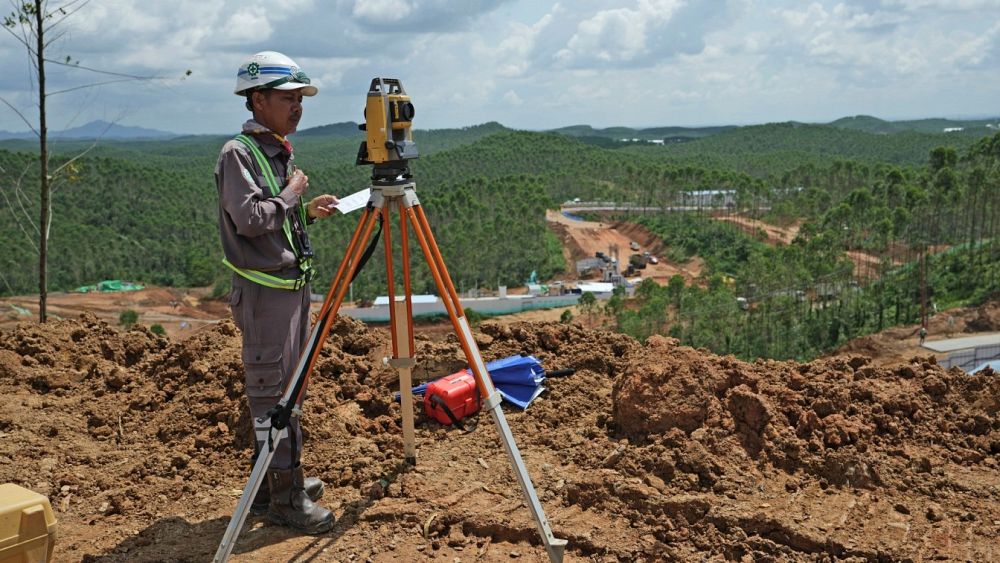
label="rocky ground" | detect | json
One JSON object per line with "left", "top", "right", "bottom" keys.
{"left": 2, "top": 309, "right": 1000, "bottom": 562}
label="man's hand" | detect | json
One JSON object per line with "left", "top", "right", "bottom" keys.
{"left": 307, "top": 194, "right": 340, "bottom": 220}
{"left": 287, "top": 168, "right": 309, "bottom": 196}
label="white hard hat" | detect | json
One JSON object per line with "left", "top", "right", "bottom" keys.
{"left": 234, "top": 51, "right": 318, "bottom": 96}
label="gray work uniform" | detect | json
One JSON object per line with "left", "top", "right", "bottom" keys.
{"left": 216, "top": 120, "right": 310, "bottom": 469}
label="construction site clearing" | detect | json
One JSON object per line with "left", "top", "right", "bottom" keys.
{"left": 0, "top": 291, "right": 999, "bottom": 561}
{"left": 2, "top": 213, "right": 1000, "bottom": 561}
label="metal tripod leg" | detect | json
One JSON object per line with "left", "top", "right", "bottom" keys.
{"left": 214, "top": 206, "right": 381, "bottom": 562}
{"left": 390, "top": 299, "right": 417, "bottom": 464}
{"left": 217, "top": 182, "right": 566, "bottom": 562}
{"left": 385, "top": 202, "right": 417, "bottom": 464}
{"left": 404, "top": 201, "right": 567, "bottom": 562}
{"left": 213, "top": 314, "right": 328, "bottom": 562}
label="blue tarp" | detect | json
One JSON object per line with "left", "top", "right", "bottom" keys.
{"left": 970, "top": 360, "right": 1000, "bottom": 374}
{"left": 396, "top": 354, "right": 549, "bottom": 409}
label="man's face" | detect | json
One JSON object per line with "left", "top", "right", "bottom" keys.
{"left": 253, "top": 89, "right": 304, "bottom": 137}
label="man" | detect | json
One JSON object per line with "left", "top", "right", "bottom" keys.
{"left": 216, "top": 51, "right": 338, "bottom": 534}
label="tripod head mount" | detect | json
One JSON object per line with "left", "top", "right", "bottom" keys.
{"left": 356, "top": 77, "right": 418, "bottom": 185}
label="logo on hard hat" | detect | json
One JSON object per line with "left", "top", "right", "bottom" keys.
{"left": 247, "top": 62, "right": 260, "bottom": 78}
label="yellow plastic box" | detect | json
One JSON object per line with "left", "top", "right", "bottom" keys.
{"left": 0, "top": 484, "right": 57, "bottom": 563}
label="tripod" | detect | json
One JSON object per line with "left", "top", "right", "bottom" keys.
{"left": 214, "top": 175, "right": 567, "bottom": 562}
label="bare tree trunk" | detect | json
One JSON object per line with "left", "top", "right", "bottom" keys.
{"left": 35, "top": 0, "right": 48, "bottom": 322}
{"left": 920, "top": 249, "right": 927, "bottom": 329}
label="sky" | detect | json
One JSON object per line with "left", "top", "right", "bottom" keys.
{"left": 1, "top": 0, "right": 998, "bottom": 135}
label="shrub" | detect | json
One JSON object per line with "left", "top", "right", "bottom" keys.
{"left": 119, "top": 309, "right": 139, "bottom": 328}
{"left": 210, "top": 278, "right": 231, "bottom": 300}
{"left": 464, "top": 308, "right": 486, "bottom": 326}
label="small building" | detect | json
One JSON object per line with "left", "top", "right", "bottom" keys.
{"left": 374, "top": 295, "right": 438, "bottom": 306}
{"left": 577, "top": 282, "right": 615, "bottom": 297}
{"left": 677, "top": 189, "right": 736, "bottom": 208}
{"left": 576, "top": 257, "right": 604, "bottom": 275}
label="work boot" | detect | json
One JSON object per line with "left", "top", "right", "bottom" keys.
{"left": 249, "top": 447, "right": 324, "bottom": 515}
{"left": 251, "top": 470, "right": 325, "bottom": 515}
{"left": 266, "top": 466, "right": 334, "bottom": 534}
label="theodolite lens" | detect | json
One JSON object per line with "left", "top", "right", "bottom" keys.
{"left": 397, "top": 101, "right": 415, "bottom": 121}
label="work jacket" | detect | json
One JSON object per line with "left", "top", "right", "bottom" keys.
{"left": 216, "top": 120, "right": 304, "bottom": 279}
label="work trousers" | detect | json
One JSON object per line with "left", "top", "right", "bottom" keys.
{"left": 230, "top": 273, "right": 311, "bottom": 469}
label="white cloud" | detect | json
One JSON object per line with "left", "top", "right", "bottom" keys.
{"left": 351, "top": 0, "right": 414, "bottom": 23}
{"left": 548, "top": 0, "right": 740, "bottom": 68}
{"left": 556, "top": 6, "right": 651, "bottom": 65}
{"left": 772, "top": 2, "right": 945, "bottom": 77}
{"left": 492, "top": 13, "right": 554, "bottom": 77}
{"left": 0, "top": 0, "right": 998, "bottom": 134}
{"left": 221, "top": 8, "right": 274, "bottom": 44}
{"left": 502, "top": 90, "right": 524, "bottom": 105}
{"left": 343, "top": 0, "right": 514, "bottom": 31}
{"left": 882, "top": 0, "right": 1000, "bottom": 9}
{"left": 950, "top": 21, "right": 1000, "bottom": 68}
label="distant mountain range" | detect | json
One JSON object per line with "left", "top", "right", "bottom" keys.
{"left": 827, "top": 115, "right": 1000, "bottom": 134}
{"left": 549, "top": 124, "right": 736, "bottom": 141}
{"left": 1, "top": 115, "right": 997, "bottom": 144}
{"left": 549, "top": 115, "right": 1000, "bottom": 142}
{"left": 295, "top": 121, "right": 362, "bottom": 138}
{"left": 0, "top": 120, "right": 176, "bottom": 140}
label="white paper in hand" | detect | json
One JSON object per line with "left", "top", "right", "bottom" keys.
{"left": 333, "top": 188, "right": 371, "bottom": 214}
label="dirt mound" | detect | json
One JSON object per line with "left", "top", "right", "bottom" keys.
{"left": 614, "top": 337, "right": 1000, "bottom": 488}
{"left": 964, "top": 302, "right": 1000, "bottom": 332}
{"left": 832, "top": 300, "right": 1000, "bottom": 366}
{"left": 2, "top": 314, "right": 999, "bottom": 561}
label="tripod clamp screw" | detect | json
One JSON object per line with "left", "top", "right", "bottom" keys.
{"left": 483, "top": 391, "right": 503, "bottom": 411}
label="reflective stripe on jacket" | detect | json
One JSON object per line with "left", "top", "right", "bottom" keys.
{"left": 216, "top": 121, "right": 313, "bottom": 290}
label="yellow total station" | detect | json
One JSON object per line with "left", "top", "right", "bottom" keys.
{"left": 357, "top": 77, "right": 418, "bottom": 167}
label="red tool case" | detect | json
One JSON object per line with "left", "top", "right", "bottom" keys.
{"left": 424, "top": 371, "right": 481, "bottom": 427}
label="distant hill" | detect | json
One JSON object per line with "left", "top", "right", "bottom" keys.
{"left": 0, "top": 120, "right": 176, "bottom": 140}
{"left": 550, "top": 124, "right": 735, "bottom": 141}
{"left": 549, "top": 116, "right": 1000, "bottom": 145}
{"left": 621, "top": 121, "right": 994, "bottom": 172}
{"left": 297, "top": 120, "right": 508, "bottom": 141}
{"left": 295, "top": 121, "right": 363, "bottom": 138}
{"left": 828, "top": 115, "right": 1000, "bottom": 134}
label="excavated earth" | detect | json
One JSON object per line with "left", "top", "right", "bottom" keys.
{"left": 2, "top": 313, "right": 1000, "bottom": 562}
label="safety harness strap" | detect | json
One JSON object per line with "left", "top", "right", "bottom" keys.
{"left": 223, "top": 134, "right": 314, "bottom": 290}
{"left": 222, "top": 258, "right": 308, "bottom": 290}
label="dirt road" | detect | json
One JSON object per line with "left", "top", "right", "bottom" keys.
{"left": 1, "top": 287, "right": 226, "bottom": 340}
{"left": 546, "top": 210, "right": 703, "bottom": 284}
{"left": 715, "top": 215, "right": 800, "bottom": 245}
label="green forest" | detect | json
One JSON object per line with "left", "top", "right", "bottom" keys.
{"left": 2, "top": 117, "right": 999, "bottom": 361}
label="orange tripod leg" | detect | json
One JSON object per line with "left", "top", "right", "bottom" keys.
{"left": 399, "top": 208, "right": 416, "bottom": 355}
{"left": 382, "top": 205, "right": 399, "bottom": 359}
{"left": 414, "top": 205, "right": 466, "bottom": 318}
{"left": 215, "top": 202, "right": 384, "bottom": 561}
{"left": 404, "top": 202, "right": 567, "bottom": 562}
{"left": 319, "top": 206, "right": 375, "bottom": 318}
{"left": 404, "top": 207, "right": 466, "bottom": 347}
{"left": 294, "top": 206, "right": 380, "bottom": 406}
